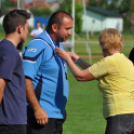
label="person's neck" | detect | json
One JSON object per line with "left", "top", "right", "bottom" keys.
{"left": 47, "top": 30, "right": 58, "bottom": 43}
{"left": 103, "top": 49, "right": 120, "bottom": 57}
{"left": 108, "top": 50, "right": 120, "bottom": 55}
{"left": 5, "top": 33, "right": 20, "bottom": 47}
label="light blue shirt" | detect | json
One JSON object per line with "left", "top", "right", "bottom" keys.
{"left": 22, "top": 31, "right": 69, "bottom": 119}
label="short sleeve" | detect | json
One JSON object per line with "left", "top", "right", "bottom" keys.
{"left": 22, "top": 39, "right": 53, "bottom": 80}
{"left": 22, "top": 48, "right": 44, "bottom": 80}
{"left": 89, "top": 59, "right": 108, "bottom": 79}
{"left": 0, "top": 54, "right": 15, "bottom": 81}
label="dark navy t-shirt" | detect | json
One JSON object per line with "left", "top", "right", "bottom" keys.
{"left": 0, "top": 39, "right": 26, "bottom": 125}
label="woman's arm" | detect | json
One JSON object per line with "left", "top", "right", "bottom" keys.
{"left": 76, "top": 58, "right": 91, "bottom": 69}
{"left": 55, "top": 48, "right": 95, "bottom": 81}
{"left": 68, "top": 52, "right": 91, "bottom": 69}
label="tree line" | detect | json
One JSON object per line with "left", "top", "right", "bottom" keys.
{"left": 1, "top": 0, "right": 133, "bottom": 32}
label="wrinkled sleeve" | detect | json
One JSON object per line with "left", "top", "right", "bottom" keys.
{"left": 89, "top": 59, "right": 108, "bottom": 79}
{"left": 22, "top": 43, "right": 45, "bottom": 80}
{"left": 0, "top": 54, "right": 15, "bottom": 81}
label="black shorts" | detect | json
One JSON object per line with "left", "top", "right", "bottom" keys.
{"left": 0, "top": 124, "right": 26, "bottom": 134}
{"left": 27, "top": 117, "right": 64, "bottom": 134}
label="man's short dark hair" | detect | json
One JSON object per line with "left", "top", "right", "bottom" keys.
{"left": 3, "top": 9, "right": 31, "bottom": 35}
{"left": 47, "top": 11, "right": 73, "bottom": 32}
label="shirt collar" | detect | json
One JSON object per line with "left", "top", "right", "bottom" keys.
{"left": 46, "top": 31, "right": 59, "bottom": 47}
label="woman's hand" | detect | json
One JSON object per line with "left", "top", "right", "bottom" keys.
{"left": 68, "top": 52, "right": 80, "bottom": 63}
{"left": 55, "top": 47, "right": 69, "bottom": 61}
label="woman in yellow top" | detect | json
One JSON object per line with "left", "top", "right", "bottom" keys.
{"left": 55, "top": 28, "right": 134, "bottom": 134}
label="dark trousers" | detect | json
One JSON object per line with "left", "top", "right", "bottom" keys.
{"left": 105, "top": 113, "right": 134, "bottom": 134}
{"left": 27, "top": 118, "right": 64, "bottom": 134}
{"left": 0, "top": 125, "right": 26, "bottom": 134}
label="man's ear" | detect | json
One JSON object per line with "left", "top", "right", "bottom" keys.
{"left": 17, "top": 26, "right": 22, "bottom": 34}
{"left": 52, "top": 24, "right": 58, "bottom": 33}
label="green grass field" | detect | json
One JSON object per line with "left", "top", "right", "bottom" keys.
{"left": 74, "top": 42, "right": 134, "bottom": 56}
{"left": 63, "top": 65, "right": 106, "bottom": 134}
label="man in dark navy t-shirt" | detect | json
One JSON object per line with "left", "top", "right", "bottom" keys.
{"left": 0, "top": 10, "right": 30, "bottom": 134}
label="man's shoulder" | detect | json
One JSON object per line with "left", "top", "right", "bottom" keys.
{"left": 27, "top": 38, "right": 51, "bottom": 50}
{"left": 0, "top": 39, "right": 15, "bottom": 54}
{"left": 31, "top": 32, "right": 53, "bottom": 49}
{"left": 25, "top": 41, "right": 45, "bottom": 56}
{"left": 23, "top": 37, "right": 53, "bottom": 58}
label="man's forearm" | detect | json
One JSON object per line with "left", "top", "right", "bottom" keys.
{"left": 25, "top": 78, "right": 48, "bottom": 125}
{"left": 25, "top": 78, "right": 40, "bottom": 111}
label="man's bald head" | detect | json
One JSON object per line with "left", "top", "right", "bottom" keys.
{"left": 47, "top": 11, "right": 73, "bottom": 32}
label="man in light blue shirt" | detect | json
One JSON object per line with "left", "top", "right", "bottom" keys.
{"left": 22, "top": 11, "right": 73, "bottom": 134}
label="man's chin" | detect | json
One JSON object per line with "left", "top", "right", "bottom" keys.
{"left": 59, "top": 39, "right": 66, "bottom": 42}
{"left": 63, "top": 38, "right": 68, "bottom": 42}
{"left": 58, "top": 38, "right": 68, "bottom": 42}
{"left": 21, "top": 39, "right": 26, "bottom": 42}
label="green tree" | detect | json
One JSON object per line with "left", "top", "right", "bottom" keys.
{"left": 87, "top": 0, "right": 109, "bottom": 9}
{"left": 118, "top": 0, "right": 131, "bottom": 14}
{"left": 105, "top": 0, "right": 131, "bottom": 14}
{"left": 87, "top": 0, "right": 132, "bottom": 31}
{"left": 1, "top": 0, "right": 16, "bottom": 14}
{"left": 87, "top": 0, "right": 131, "bottom": 14}
{"left": 58, "top": 0, "right": 83, "bottom": 33}
{"left": 87, "top": 0, "right": 101, "bottom": 7}
{"left": 106, "top": 0, "right": 118, "bottom": 12}
{"left": 31, "top": 8, "right": 53, "bottom": 17}
{"left": 2, "top": 0, "right": 16, "bottom": 7}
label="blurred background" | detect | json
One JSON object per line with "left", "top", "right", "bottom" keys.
{"left": 0, "top": 0, "right": 134, "bottom": 134}
{"left": 0, "top": 0, "right": 134, "bottom": 60}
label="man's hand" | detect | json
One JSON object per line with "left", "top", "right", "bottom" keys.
{"left": 34, "top": 107, "right": 48, "bottom": 125}
{"left": 25, "top": 78, "right": 48, "bottom": 125}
